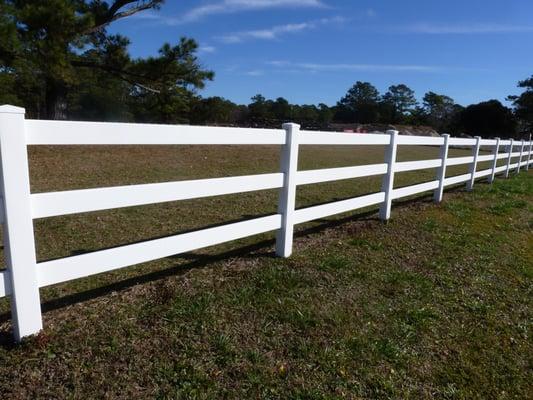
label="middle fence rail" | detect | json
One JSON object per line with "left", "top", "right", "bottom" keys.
{"left": 0, "top": 105, "right": 532, "bottom": 341}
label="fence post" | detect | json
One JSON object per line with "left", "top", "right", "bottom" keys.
{"left": 275, "top": 123, "right": 300, "bottom": 258}
{"left": 515, "top": 139, "right": 524, "bottom": 174}
{"left": 379, "top": 130, "right": 399, "bottom": 221}
{"left": 0, "top": 105, "right": 42, "bottom": 341}
{"left": 526, "top": 134, "right": 532, "bottom": 171}
{"left": 466, "top": 136, "right": 481, "bottom": 191}
{"left": 433, "top": 133, "right": 449, "bottom": 203}
{"left": 488, "top": 137, "right": 500, "bottom": 183}
{"left": 505, "top": 139, "right": 513, "bottom": 178}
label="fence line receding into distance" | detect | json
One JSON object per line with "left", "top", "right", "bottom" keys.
{"left": 0, "top": 105, "right": 531, "bottom": 341}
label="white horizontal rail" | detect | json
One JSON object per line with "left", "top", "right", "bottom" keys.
{"left": 294, "top": 192, "right": 385, "bottom": 224}
{"left": 447, "top": 156, "right": 474, "bottom": 166}
{"left": 26, "top": 120, "right": 285, "bottom": 145}
{"left": 477, "top": 154, "right": 496, "bottom": 162}
{"left": 496, "top": 153, "right": 510, "bottom": 160}
{"left": 494, "top": 165, "right": 508, "bottom": 174}
{"left": 474, "top": 168, "right": 493, "bottom": 178}
{"left": 395, "top": 159, "right": 441, "bottom": 172}
{"left": 0, "top": 270, "right": 11, "bottom": 297}
{"left": 448, "top": 138, "right": 477, "bottom": 146}
{"left": 31, "top": 173, "right": 284, "bottom": 219}
{"left": 396, "top": 136, "right": 444, "bottom": 146}
{"left": 296, "top": 163, "right": 387, "bottom": 185}
{"left": 298, "top": 131, "right": 390, "bottom": 145}
{"left": 481, "top": 139, "right": 530, "bottom": 147}
{"left": 479, "top": 139, "right": 498, "bottom": 146}
{"left": 391, "top": 180, "right": 439, "bottom": 200}
{"left": 37, "top": 214, "right": 282, "bottom": 287}
{"left": 444, "top": 173, "right": 472, "bottom": 186}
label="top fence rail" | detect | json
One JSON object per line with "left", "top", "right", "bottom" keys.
{"left": 25, "top": 120, "right": 286, "bottom": 145}
{"left": 23, "top": 119, "right": 525, "bottom": 148}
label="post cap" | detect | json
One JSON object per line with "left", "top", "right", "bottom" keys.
{"left": 0, "top": 105, "right": 25, "bottom": 114}
{"left": 282, "top": 122, "right": 300, "bottom": 130}
{"left": 441, "top": 133, "right": 450, "bottom": 137}
{"left": 385, "top": 129, "right": 399, "bottom": 135}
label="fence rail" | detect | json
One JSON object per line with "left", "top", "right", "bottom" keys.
{"left": 0, "top": 104, "right": 532, "bottom": 341}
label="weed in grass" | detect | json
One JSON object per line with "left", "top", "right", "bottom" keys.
{"left": 422, "top": 216, "right": 439, "bottom": 232}
{"left": 347, "top": 237, "right": 384, "bottom": 251}
{"left": 517, "top": 261, "right": 533, "bottom": 279}
{"left": 404, "top": 307, "right": 439, "bottom": 329}
{"left": 317, "top": 254, "right": 351, "bottom": 272}
{"left": 270, "top": 298, "right": 319, "bottom": 332}
{"left": 244, "top": 349, "right": 264, "bottom": 364}
{"left": 345, "top": 336, "right": 366, "bottom": 358}
{"left": 374, "top": 338, "right": 402, "bottom": 361}
{"left": 488, "top": 198, "right": 527, "bottom": 215}
{"left": 444, "top": 200, "right": 474, "bottom": 220}
{"left": 380, "top": 270, "right": 433, "bottom": 299}
{"left": 211, "top": 333, "right": 236, "bottom": 367}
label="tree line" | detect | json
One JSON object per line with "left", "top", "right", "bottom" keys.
{"left": 0, "top": 1, "right": 532, "bottom": 139}
{"left": 189, "top": 84, "right": 524, "bottom": 140}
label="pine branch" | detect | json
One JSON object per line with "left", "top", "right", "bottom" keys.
{"left": 71, "top": 59, "right": 161, "bottom": 93}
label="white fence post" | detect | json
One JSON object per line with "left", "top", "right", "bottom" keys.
{"left": 466, "top": 136, "right": 481, "bottom": 191}
{"left": 516, "top": 139, "right": 524, "bottom": 174}
{"left": 434, "top": 133, "right": 449, "bottom": 203}
{"left": 0, "top": 105, "right": 42, "bottom": 341}
{"left": 275, "top": 123, "right": 300, "bottom": 258}
{"left": 488, "top": 137, "right": 500, "bottom": 183}
{"left": 526, "top": 134, "right": 533, "bottom": 171}
{"left": 505, "top": 139, "right": 514, "bottom": 178}
{"left": 379, "top": 130, "right": 399, "bottom": 221}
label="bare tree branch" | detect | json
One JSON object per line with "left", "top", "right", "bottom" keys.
{"left": 86, "top": 1, "right": 163, "bottom": 34}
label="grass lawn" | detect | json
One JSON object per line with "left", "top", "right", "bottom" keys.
{"left": 0, "top": 144, "right": 531, "bottom": 398}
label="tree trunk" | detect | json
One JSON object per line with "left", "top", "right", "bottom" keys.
{"left": 45, "top": 83, "right": 68, "bottom": 120}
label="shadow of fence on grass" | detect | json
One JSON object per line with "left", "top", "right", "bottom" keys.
{"left": 0, "top": 186, "right": 467, "bottom": 346}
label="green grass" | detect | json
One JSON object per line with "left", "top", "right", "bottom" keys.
{"left": 0, "top": 145, "right": 531, "bottom": 398}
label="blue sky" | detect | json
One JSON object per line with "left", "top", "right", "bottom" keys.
{"left": 110, "top": 0, "right": 533, "bottom": 107}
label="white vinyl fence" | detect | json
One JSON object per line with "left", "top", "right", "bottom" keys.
{"left": 0, "top": 104, "right": 532, "bottom": 341}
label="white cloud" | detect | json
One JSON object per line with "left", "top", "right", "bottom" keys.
{"left": 217, "top": 16, "right": 346, "bottom": 43}
{"left": 406, "top": 23, "right": 533, "bottom": 34}
{"left": 198, "top": 45, "right": 217, "bottom": 54}
{"left": 245, "top": 70, "right": 264, "bottom": 76}
{"left": 180, "top": 0, "right": 327, "bottom": 23}
{"left": 267, "top": 61, "right": 443, "bottom": 72}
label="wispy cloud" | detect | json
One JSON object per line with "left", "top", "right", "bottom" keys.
{"left": 405, "top": 23, "right": 533, "bottom": 34}
{"left": 198, "top": 45, "right": 217, "bottom": 54}
{"left": 267, "top": 61, "right": 444, "bottom": 72}
{"left": 179, "top": 0, "right": 327, "bottom": 24}
{"left": 217, "top": 16, "right": 346, "bottom": 43}
{"left": 245, "top": 70, "right": 264, "bottom": 76}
